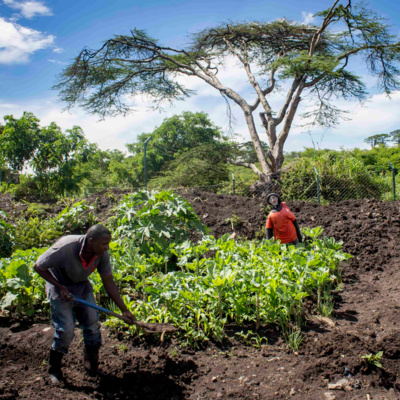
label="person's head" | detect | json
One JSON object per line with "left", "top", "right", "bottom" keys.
{"left": 86, "top": 224, "right": 112, "bottom": 255}
{"left": 266, "top": 193, "right": 281, "bottom": 207}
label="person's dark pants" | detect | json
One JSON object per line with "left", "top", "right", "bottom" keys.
{"left": 50, "top": 292, "right": 101, "bottom": 354}
{"left": 287, "top": 238, "right": 299, "bottom": 246}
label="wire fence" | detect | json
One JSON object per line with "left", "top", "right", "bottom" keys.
{"left": 82, "top": 168, "right": 399, "bottom": 204}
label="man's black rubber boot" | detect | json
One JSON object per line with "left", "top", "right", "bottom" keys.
{"left": 48, "top": 349, "right": 64, "bottom": 383}
{"left": 83, "top": 345, "right": 100, "bottom": 375}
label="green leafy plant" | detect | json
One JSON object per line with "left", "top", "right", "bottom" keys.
{"left": 318, "top": 289, "right": 334, "bottom": 317}
{"left": 235, "top": 330, "right": 268, "bottom": 348}
{"left": 0, "top": 211, "right": 14, "bottom": 258}
{"left": 0, "top": 248, "right": 47, "bottom": 315}
{"left": 111, "top": 190, "right": 209, "bottom": 260}
{"left": 283, "top": 325, "right": 304, "bottom": 351}
{"left": 361, "top": 351, "right": 384, "bottom": 369}
{"left": 224, "top": 214, "right": 244, "bottom": 230}
{"left": 56, "top": 200, "right": 97, "bottom": 232}
{"left": 13, "top": 217, "right": 62, "bottom": 250}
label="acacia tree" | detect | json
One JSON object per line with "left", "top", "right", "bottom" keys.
{"left": 364, "top": 133, "right": 390, "bottom": 148}
{"left": 390, "top": 129, "right": 400, "bottom": 145}
{"left": 55, "top": 0, "right": 400, "bottom": 182}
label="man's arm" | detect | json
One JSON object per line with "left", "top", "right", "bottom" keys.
{"left": 100, "top": 274, "right": 135, "bottom": 323}
{"left": 266, "top": 228, "right": 274, "bottom": 240}
{"left": 34, "top": 264, "right": 72, "bottom": 301}
{"left": 293, "top": 220, "right": 302, "bottom": 243}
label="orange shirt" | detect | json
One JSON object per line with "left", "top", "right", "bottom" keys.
{"left": 266, "top": 202, "right": 297, "bottom": 244}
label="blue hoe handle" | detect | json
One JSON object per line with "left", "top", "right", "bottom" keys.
{"left": 71, "top": 294, "right": 125, "bottom": 321}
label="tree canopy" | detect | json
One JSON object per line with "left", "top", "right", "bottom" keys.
{"left": 55, "top": 0, "right": 400, "bottom": 182}
{"left": 126, "top": 111, "right": 231, "bottom": 186}
{"left": 0, "top": 112, "right": 90, "bottom": 196}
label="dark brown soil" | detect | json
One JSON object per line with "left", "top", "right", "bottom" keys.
{"left": 1, "top": 191, "right": 400, "bottom": 399}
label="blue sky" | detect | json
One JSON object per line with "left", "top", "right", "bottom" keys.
{"left": 1, "top": 0, "right": 400, "bottom": 153}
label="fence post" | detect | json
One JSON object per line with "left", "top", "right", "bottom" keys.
{"left": 232, "top": 173, "right": 235, "bottom": 195}
{"left": 143, "top": 136, "right": 152, "bottom": 189}
{"left": 389, "top": 162, "right": 397, "bottom": 201}
{"left": 314, "top": 167, "right": 321, "bottom": 205}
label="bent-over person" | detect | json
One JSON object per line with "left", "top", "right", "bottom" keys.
{"left": 34, "top": 224, "right": 134, "bottom": 383}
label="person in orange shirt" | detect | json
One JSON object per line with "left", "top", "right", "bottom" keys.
{"left": 265, "top": 193, "right": 302, "bottom": 245}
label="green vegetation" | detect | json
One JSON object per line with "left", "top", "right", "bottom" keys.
{"left": 361, "top": 351, "right": 384, "bottom": 369}
{"left": 2, "top": 108, "right": 400, "bottom": 203}
{"left": 0, "top": 190, "right": 350, "bottom": 350}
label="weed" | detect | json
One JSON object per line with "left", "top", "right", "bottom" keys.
{"left": 318, "top": 290, "right": 334, "bottom": 317}
{"left": 255, "top": 225, "right": 266, "bottom": 240}
{"left": 361, "top": 351, "right": 384, "bottom": 369}
{"left": 283, "top": 325, "right": 303, "bottom": 351}
{"left": 224, "top": 214, "right": 244, "bottom": 230}
{"left": 235, "top": 330, "right": 268, "bottom": 349}
{"left": 169, "top": 347, "right": 179, "bottom": 358}
{"left": 118, "top": 343, "right": 128, "bottom": 353}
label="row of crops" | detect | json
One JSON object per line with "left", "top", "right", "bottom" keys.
{"left": 0, "top": 191, "right": 351, "bottom": 348}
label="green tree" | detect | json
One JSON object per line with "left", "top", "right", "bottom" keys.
{"left": 55, "top": 1, "right": 400, "bottom": 183}
{"left": 149, "top": 142, "right": 230, "bottom": 188}
{"left": 0, "top": 112, "right": 41, "bottom": 171}
{"left": 1, "top": 112, "right": 92, "bottom": 196}
{"left": 390, "top": 129, "right": 400, "bottom": 146}
{"left": 230, "top": 141, "right": 269, "bottom": 164}
{"left": 29, "top": 124, "right": 90, "bottom": 196}
{"left": 364, "top": 133, "right": 390, "bottom": 148}
{"left": 126, "top": 111, "right": 229, "bottom": 185}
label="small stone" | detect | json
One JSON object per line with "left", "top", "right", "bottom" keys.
{"left": 290, "top": 388, "right": 296, "bottom": 396}
{"left": 324, "top": 392, "right": 336, "bottom": 400}
{"left": 42, "top": 327, "right": 51, "bottom": 332}
{"left": 211, "top": 376, "right": 218, "bottom": 382}
{"left": 327, "top": 378, "right": 349, "bottom": 390}
{"left": 344, "top": 386, "right": 352, "bottom": 392}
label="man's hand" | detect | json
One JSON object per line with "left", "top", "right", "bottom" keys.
{"left": 58, "top": 286, "right": 73, "bottom": 301}
{"left": 121, "top": 310, "right": 135, "bottom": 325}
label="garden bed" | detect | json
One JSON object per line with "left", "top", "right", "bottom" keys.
{"left": 0, "top": 192, "right": 399, "bottom": 399}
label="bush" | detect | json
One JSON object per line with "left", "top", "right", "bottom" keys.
{"left": 110, "top": 190, "right": 209, "bottom": 259}
{"left": 281, "top": 151, "right": 390, "bottom": 202}
{"left": 0, "top": 211, "right": 14, "bottom": 258}
{"left": 56, "top": 200, "right": 97, "bottom": 232}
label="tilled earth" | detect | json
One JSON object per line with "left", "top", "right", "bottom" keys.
{"left": 1, "top": 190, "right": 400, "bottom": 399}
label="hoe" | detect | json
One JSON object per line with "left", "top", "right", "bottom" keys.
{"left": 72, "top": 295, "right": 177, "bottom": 335}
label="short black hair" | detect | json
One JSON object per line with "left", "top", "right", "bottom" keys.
{"left": 86, "top": 224, "right": 112, "bottom": 240}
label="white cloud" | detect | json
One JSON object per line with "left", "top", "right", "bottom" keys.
{"left": 3, "top": 0, "right": 52, "bottom": 19}
{"left": 0, "top": 17, "right": 54, "bottom": 64}
{"left": 53, "top": 47, "right": 63, "bottom": 54}
{"left": 47, "top": 59, "right": 67, "bottom": 65}
{"left": 301, "top": 11, "right": 315, "bottom": 26}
